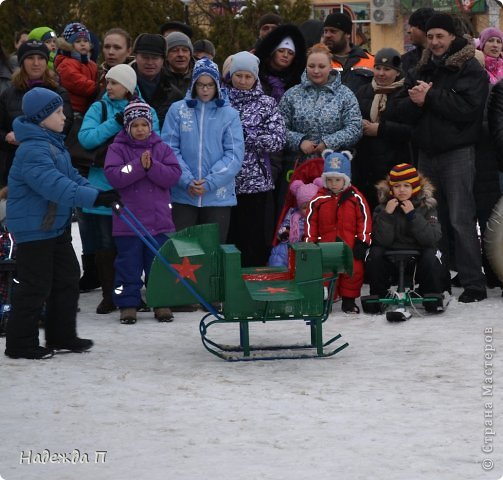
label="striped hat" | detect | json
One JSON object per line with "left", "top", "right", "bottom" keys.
{"left": 389, "top": 163, "right": 421, "bottom": 196}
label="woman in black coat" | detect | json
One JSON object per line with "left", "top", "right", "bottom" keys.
{"left": 0, "top": 40, "right": 72, "bottom": 186}
{"left": 354, "top": 48, "right": 412, "bottom": 211}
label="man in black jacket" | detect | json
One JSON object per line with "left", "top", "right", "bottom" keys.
{"left": 400, "top": 13, "right": 488, "bottom": 303}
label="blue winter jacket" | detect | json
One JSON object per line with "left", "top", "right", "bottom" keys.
{"left": 278, "top": 71, "right": 362, "bottom": 160}
{"left": 162, "top": 89, "right": 244, "bottom": 207}
{"left": 7, "top": 117, "right": 98, "bottom": 243}
{"left": 78, "top": 92, "right": 160, "bottom": 215}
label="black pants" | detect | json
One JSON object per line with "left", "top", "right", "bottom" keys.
{"left": 228, "top": 191, "right": 270, "bottom": 268}
{"left": 366, "top": 246, "right": 449, "bottom": 297}
{"left": 6, "top": 230, "right": 80, "bottom": 352}
{"left": 172, "top": 203, "right": 231, "bottom": 244}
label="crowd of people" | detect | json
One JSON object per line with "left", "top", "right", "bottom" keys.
{"left": 0, "top": 9, "right": 502, "bottom": 359}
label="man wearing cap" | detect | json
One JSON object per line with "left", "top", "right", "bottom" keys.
{"left": 251, "top": 13, "right": 283, "bottom": 52}
{"left": 401, "top": 7, "right": 435, "bottom": 76}
{"left": 322, "top": 12, "right": 374, "bottom": 93}
{"left": 398, "top": 12, "right": 488, "bottom": 303}
{"left": 131, "top": 33, "right": 184, "bottom": 126}
{"left": 165, "top": 31, "right": 195, "bottom": 95}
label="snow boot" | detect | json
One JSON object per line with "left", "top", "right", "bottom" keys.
{"left": 95, "top": 249, "right": 117, "bottom": 314}
{"left": 120, "top": 308, "right": 137, "bottom": 324}
{"left": 154, "top": 307, "right": 174, "bottom": 322}
{"left": 79, "top": 254, "right": 101, "bottom": 292}
{"left": 47, "top": 337, "right": 93, "bottom": 353}
{"left": 5, "top": 345, "right": 54, "bottom": 360}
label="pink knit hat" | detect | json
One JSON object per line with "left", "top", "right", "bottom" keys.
{"left": 479, "top": 27, "right": 503, "bottom": 52}
{"left": 290, "top": 178, "right": 322, "bottom": 207}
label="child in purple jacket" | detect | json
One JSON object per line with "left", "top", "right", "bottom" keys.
{"left": 104, "top": 100, "right": 181, "bottom": 324}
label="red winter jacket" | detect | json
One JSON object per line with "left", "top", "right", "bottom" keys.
{"left": 55, "top": 54, "right": 97, "bottom": 114}
{"left": 305, "top": 185, "right": 372, "bottom": 298}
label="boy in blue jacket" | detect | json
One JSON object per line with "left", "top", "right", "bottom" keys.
{"left": 5, "top": 87, "right": 120, "bottom": 359}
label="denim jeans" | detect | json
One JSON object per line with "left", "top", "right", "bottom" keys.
{"left": 418, "top": 146, "right": 485, "bottom": 291}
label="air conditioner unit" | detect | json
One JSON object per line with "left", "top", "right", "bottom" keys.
{"left": 370, "top": 0, "right": 396, "bottom": 25}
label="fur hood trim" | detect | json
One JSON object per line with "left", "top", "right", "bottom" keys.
{"left": 56, "top": 37, "right": 74, "bottom": 52}
{"left": 418, "top": 35, "right": 475, "bottom": 70}
{"left": 375, "top": 174, "right": 437, "bottom": 209}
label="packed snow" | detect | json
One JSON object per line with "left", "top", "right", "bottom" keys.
{"left": 1, "top": 224, "right": 502, "bottom": 480}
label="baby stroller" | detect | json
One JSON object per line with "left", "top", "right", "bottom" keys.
{"left": 0, "top": 198, "right": 15, "bottom": 337}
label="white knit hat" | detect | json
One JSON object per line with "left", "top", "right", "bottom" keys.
{"left": 275, "top": 36, "right": 296, "bottom": 53}
{"left": 105, "top": 64, "right": 137, "bottom": 95}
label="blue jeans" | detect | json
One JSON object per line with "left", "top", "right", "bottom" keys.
{"left": 77, "top": 211, "right": 114, "bottom": 253}
{"left": 418, "top": 146, "right": 485, "bottom": 291}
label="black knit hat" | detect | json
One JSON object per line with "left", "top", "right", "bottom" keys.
{"left": 193, "top": 39, "right": 216, "bottom": 57}
{"left": 324, "top": 13, "right": 353, "bottom": 35}
{"left": 133, "top": 33, "right": 166, "bottom": 57}
{"left": 160, "top": 21, "right": 193, "bottom": 38}
{"left": 425, "top": 13, "right": 456, "bottom": 35}
{"left": 374, "top": 48, "right": 402, "bottom": 72}
{"left": 17, "top": 40, "right": 49, "bottom": 64}
{"left": 408, "top": 8, "right": 435, "bottom": 33}
{"left": 258, "top": 13, "right": 282, "bottom": 29}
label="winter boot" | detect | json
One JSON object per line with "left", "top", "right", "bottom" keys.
{"left": 47, "top": 337, "right": 93, "bottom": 353}
{"left": 95, "top": 249, "right": 118, "bottom": 314}
{"left": 79, "top": 254, "right": 101, "bottom": 292}
{"left": 120, "top": 308, "right": 137, "bottom": 324}
{"left": 154, "top": 307, "right": 174, "bottom": 322}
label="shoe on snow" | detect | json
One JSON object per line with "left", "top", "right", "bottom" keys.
{"left": 5, "top": 345, "right": 54, "bottom": 359}
{"left": 458, "top": 288, "right": 487, "bottom": 303}
{"left": 154, "top": 307, "right": 174, "bottom": 322}
{"left": 47, "top": 338, "right": 93, "bottom": 353}
{"left": 120, "top": 308, "right": 137, "bottom": 324}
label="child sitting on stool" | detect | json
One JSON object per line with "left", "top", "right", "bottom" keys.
{"left": 365, "top": 163, "right": 450, "bottom": 309}
{"left": 305, "top": 149, "right": 372, "bottom": 314}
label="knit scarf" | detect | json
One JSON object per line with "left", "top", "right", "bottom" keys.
{"left": 484, "top": 55, "right": 503, "bottom": 85}
{"left": 369, "top": 77, "right": 405, "bottom": 123}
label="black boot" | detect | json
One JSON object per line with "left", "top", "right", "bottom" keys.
{"left": 79, "top": 254, "right": 101, "bottom": 292}
{"left": 95, "top": 249, "right": 117, "bottom": 314}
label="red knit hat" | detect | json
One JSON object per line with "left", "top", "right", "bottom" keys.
{"left": 389, "top": 163, "right": 421, "bottom": 196}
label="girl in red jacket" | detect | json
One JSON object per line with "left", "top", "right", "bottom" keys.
{"left": 305, "top": 149, "right": 372, "bottom": 313}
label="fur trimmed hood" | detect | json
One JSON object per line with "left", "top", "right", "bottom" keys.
{"left": 375, "top": 174, "right": 437, "bottom": 209}
{"left": 418, "top": 35, "right": 475, "bottom": 70}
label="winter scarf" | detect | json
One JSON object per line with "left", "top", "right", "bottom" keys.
{"left": 369, "top": 77, "right": 405, "bottom": 123}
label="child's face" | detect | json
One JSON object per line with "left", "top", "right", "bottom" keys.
{"left": 195, "top": 74, "right": 217, "bottom": 102}
{"left": 73, "top": 38, "right": 91, "bottom": 56}
{"left": 299, "top": 202, "right": 308, "bottom": 217}
{"left": 130, "top": 118, "right": 151, "bottom": 141}
{"left": 391, "top": 181, "right": 413, "bottom": 201}
{"left": 106, "top": 78, "right": 129, "bottom": 100}
{"left": 40, "top": 106, "right": 66, "bottom": 133}
{"left": 44, "top": 38, "right": 57, "bottom": 52}
{"left": 326, "top": 176, "right": 345, "bottom": 193}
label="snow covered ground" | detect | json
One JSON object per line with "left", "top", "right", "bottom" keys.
{"left": 1, "top": 225, "right": 503, "bottom": 480}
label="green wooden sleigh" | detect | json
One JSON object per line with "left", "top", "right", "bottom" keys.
{"left": 145, "top": 223, "right": 353, "bottom": 361}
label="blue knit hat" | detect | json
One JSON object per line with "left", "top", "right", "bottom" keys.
{"left": 229, "top": 51, "right": 260, "bottom": 79}
{"left": 123, "top": 100, "right": 153, "bottom": 137}
{"left": 22, "top": 87, "right": 63, "bottom": 124}
{"left": 321, "top": 149, "right": 353, "bottom": 190}
{"left": 189, "top": 57, "right": 224, "bottom": 106}
{"left": 63, "top": 22, "right": 90, "bottom": 44}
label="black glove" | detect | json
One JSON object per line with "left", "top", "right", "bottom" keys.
{"left": 114, "top": 112, "right": 124, "bottom": 126}
{"left": 93, "top": 189, "right": 121, "bottom": 208}
{"left": 353, "top": 239, "right": 369, "bottom": 261}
